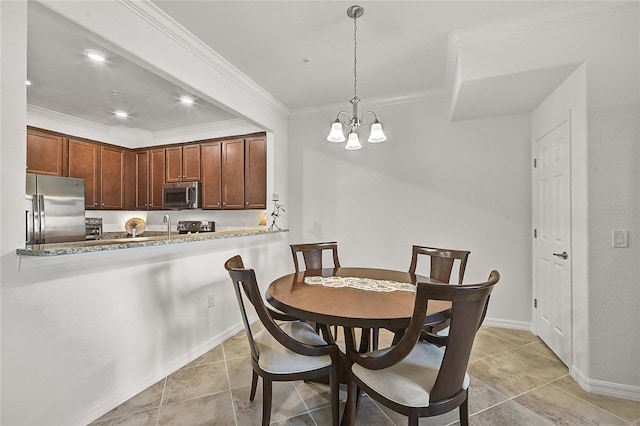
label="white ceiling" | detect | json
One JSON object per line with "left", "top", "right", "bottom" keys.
{"left": 27, "top": 1, "right": 573, "bottom": 132}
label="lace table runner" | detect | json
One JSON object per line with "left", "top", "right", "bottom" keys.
{"left": 304, "top": 276, "right": 416, "bottom": 293}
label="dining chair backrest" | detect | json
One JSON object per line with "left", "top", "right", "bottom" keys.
{"left": 426, "top": 272, "right": 499, "bottom": 400}
{"left": 408, "top": 245, "right": 470, "bottom": 284}
{"left": 225, "top": 255, "right": 264, "bottom": 361}
{"left": 347, "top": 270, "right": 500, "bottom": 423}
{"left": 290, "top": 242, "right": 340, "bottom": 272}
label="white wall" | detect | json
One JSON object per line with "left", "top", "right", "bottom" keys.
{"left": 289, "top": 94, "right": 532, "bottom": 327}
{"left": 0, "top": 1, "right": 291, "bottom": 424}
{"left": 587, "top": 102, "right": 640, "bottom": 389}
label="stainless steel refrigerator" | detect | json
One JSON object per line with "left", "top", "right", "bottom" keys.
{"left": 26, "top": 173, "right": 86, "bottom": 244}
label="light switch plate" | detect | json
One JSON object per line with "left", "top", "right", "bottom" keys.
{"left": 612, "top": 229, "right": 628, "bottom": 248}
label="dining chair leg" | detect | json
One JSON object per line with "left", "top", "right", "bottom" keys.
{"left": 249, "top": 370, "right": 259, "bottom": 401}
{"left": 459, "top": 390, "right": 469, "bottom": 426}
{"left": 262, "top": 378, "right": 273, "bottom": 426}
{"left": 408, "top": 412, "right": 419, "bottom": 426}
{"left": 345, "top": 378, "right": 358, "bottom": 426}
{"left": 329, "top": 365, "right": 339, "bottom": 425}
{"left": 358, "top": 328, "right": 371, "bottom": 352}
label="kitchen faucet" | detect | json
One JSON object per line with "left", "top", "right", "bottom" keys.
{"left": 163, "top": 214, "right": 171, "bottom": 240}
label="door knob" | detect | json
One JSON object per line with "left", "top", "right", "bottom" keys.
{"left": 553, "top": 251, "right": 568, "bottom": 260}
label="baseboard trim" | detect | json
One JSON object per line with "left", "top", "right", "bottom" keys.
{"left": 481, "top": 317, "right": 532, "bottom": 332}
{"left": 571, "top": 366, "right": 640, "bottom": 402}
{"left": 62, "top": 316, "right": 257, "bottom": 426}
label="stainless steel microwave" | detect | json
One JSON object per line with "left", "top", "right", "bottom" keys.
{"left": 162, "top": 182, "right": 201, "bottom": 209}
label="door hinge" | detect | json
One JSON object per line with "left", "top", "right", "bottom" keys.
{"left": 533, "top": 158, "right": 537, "bottom": 168}
{"left": 534, "top": 228, "right": 537, "bottom": 238}
{"left": 534, "top": 298, "right": 537, "bottom": 308}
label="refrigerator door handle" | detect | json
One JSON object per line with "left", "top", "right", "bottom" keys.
{"left": 26, "top": 209, "right": 34, "bottom": 245}
{"left": 38, "top": 194, "right": 45, "bottom": 243}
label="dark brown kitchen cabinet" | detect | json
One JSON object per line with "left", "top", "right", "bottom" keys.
{"left": 221, "top": 139, "right": 245, "bottom": 209}
{"left": 68, "top": 139, "right": 100, "bottom": 209}
{"left": 100, "top": 145, "right": 128, "bottom": 210}
{"left": 165, "top": 145, "right": 200, "bottom": 182}
{"left": 68, "top": 139, "right": 133, "bottom": 210}
{"left": 135, "top": 151, "right": 149, "bottom": 209}
{"left": 136, "top": 148, "right": 165, "bottom": 210}
{"left": 244, "top": 136, "right": 266, "bottom": 209}
{"left": 26, "top": 128, "right": 65, "bottom": 176}
{"left": 202, "top": 135, "right": 266, "bottom": 210}
{"left": 201, "top": 141, "right": 222, "bottom": 209}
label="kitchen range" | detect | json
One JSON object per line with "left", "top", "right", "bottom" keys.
{"left": 176, "top": 220, "right": 215, "bottom": 234}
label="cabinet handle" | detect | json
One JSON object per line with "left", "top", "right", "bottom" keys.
{"left": 94, "top": 203, "right": 98, "bottom": 206}
{"left": 246, "top": 201, "right": 249, "bottom": 205}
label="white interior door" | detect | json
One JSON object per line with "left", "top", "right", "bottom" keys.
{"left": 533, "top": 117, "right": 572, "bottom": 366}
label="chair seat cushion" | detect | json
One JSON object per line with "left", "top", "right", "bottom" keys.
{"left": 351, "top": 342, "right": 470, "bottom": 408}
{"left": 255, "top": 321, "right": 332, "bottom": 374}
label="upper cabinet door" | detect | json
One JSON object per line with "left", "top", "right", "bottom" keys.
{"left": 135, "top": 150, "right": 150, "bottom": 210}
{"left": 221, "top": 139, "right": 245, "bottom": 209}
{"left": 201, "top": 141, "right": 222, "bottom": 209}
{"left": 27, "top": 129, "right": 64, "bottom": 176}
{"left": 182, "top": 145, "right": 201, "bottom": 181}
{"left": 165, "top": 146, "right": 182, "bottom": 183}
{"left": 100, "top": 146, "right": 126, "bottom": 210}
{"left": 149, "top": 149, "right": 166, "bottom": 209}
{"left": 244, "top": 136, "right": 266, "bottom": 209}
{"left": 68, "top": 139, "right": 100, "bottom": 209}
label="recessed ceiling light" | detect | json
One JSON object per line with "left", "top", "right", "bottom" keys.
{"left": 114, "top": 111, "right": 128, "bottom": 118}
{"left": 179, "top": 96, "right": 195, "bottom": 105}
{"left": 25, "top": 80, "right": 32, "bottom": 86}
{"left": 84, "top": 49, "right": 106, "bottom": 63}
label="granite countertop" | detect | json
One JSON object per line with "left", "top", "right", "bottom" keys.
{"left": 17, "top": 228, "right": 288, "bottom": 257}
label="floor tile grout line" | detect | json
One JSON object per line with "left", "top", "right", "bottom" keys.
{"left": 291, "top": 382, "right": 317, "bottom": 425}
{"left": 155, "top": 376, "right": 167, "bottom": 426}
{"left": 221, "top": 342, "right": 240, "bottom": 426}
{"left": 547, "top": 376, "right": 637, "bottom": 424}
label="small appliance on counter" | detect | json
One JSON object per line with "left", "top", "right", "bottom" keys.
{"left": 177, "top": 220, "right": 215, "bottom": 234}
{"left": 85, "top": 217, "right": 103, "bottom": 240}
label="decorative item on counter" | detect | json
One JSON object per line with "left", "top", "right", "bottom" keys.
{"left": 268, "top": 194, "right": 285, "bottom": 232}
{"left": 125, "top": 217, "right": 146, "bottom": 237}
{"left": 259, "top": 212, "right": 267, "bottom": 226}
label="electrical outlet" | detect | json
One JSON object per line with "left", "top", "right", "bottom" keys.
{"left": 208, "top": 293, "right": 216, "bottom": 309}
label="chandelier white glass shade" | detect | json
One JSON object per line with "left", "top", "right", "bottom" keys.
{"left": 327, "top": 5, "right": 387, "bottom": 150}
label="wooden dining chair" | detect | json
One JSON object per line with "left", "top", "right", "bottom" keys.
{"left": 408, "top": 245, "right": 471, "bottom": 284}
{"left": 345, "top": 270, "right": 500, "bottom": 426}
{"left": 290, "top": 242, "right": 341, "bottom": 339}
{"left": 225, "top": 255, "right": 340, "bottom": 426}
{"left": 410, "top": 245, "right": 471, "bottom": 340}
{"left": 290, "top": 241, "right": 341, "bottom": 272}
{"left": 375, "top": 245, "right": 471, "bottom": 349}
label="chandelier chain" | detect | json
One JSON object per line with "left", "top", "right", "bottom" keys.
{"left": 353, "top": 13, "right": 358, "bottom": 99}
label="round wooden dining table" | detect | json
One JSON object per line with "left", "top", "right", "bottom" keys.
{"left": 266, "top": 267, "right": 452, "bottom": 331}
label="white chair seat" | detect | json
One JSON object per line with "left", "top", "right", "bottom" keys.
{"left": 351, "top": 342, "right": 470, "bottom": 408}
{"left": 255, "top": 321, "right": 332, "bottom": 374}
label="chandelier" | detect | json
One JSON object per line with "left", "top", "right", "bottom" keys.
{"left": 326, "top": 5, "right": 387, "bottom": 150}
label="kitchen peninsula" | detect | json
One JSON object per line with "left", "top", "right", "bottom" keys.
{"left": 17, "top": 227, "right": 287, "bottom": 256}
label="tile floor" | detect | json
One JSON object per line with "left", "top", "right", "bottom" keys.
{"left": 90, "top": 326, "right": 640, "bottom": 425}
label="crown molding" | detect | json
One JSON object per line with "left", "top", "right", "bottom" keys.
{"left": 27, "top": 105, "right": 260, "bottom": 148}
{"left": 455, "top": 1, "right": 639, "bottom": 48}
{"left": 27, "top": 105, "right": 111, "bottom": 135}
{"left": 289, "top": 89, "right": 446, "bottom": 119}
{"left": 151, "top": 119, "right": 262, "bottom": 146}
{"left": 118, "top": 0, "right": 290, "bottom": 119}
